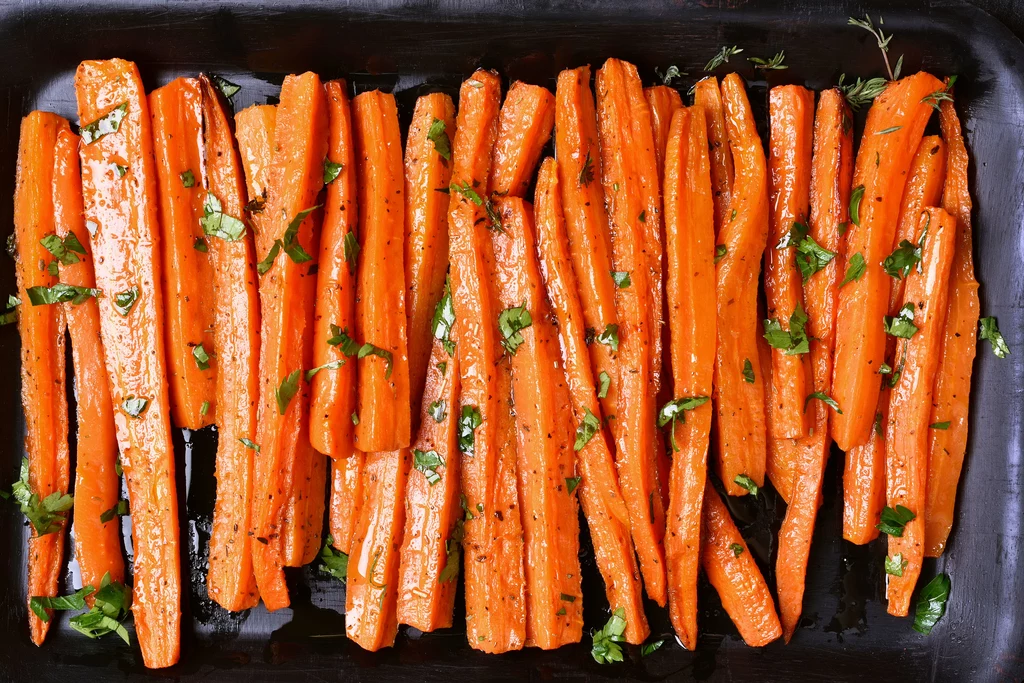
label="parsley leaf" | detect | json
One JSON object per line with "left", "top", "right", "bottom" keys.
{"left": 426, "top": 118, "right": 451, "bottom": 161}
{"left": 763, "top": 303, "right": 810, "bottom": 355}
{"left": 239, "top": 438, "right": 260, "bottom": 452}
{"left": 591, "top": 607, "right": 628, "bottom": 664}
{"left": 26, "top": 283, "right": 100, "bottom": 306}
{"left": 742, "top": 358, "right": 755, "bottom": 383}
{"left": 192, "top": 343, "right": 210, "bottom": 370}
{"left": 275, "top": 369, "right": 302, "bottom": 414}
{"left": 566, "top": 476, "right": 581, "bottom": 494}
{"left": 611, "top": 271, "right": 631, "bottom": 288}
{"left": 574, "top": 407, "right": 601, "bottom": 452}
{"left": 876, "top": 504, "right": 915, "bottom": 536}
{"left": 29, "top": 584, "right": 92, "bottom": 622}
{"left": 432, "top": 278, "right": 457, "bottom": 355}
{"left": 885, "top": 552, "right": 908, "bottom": 577}
{"left": 795, "top": 234, "right": 837, "bottom": 281}
{"left": 849, "top": 185, "right": 866, "bottom": 226}
{"left": 180, "top": 169, "right": 195, "bottom": 188}
{"left": 597, "top": 371, "right": 611, "bottom": 399}
{"left": 193, "top": 237, "right": 208, "bottom": 253}
{"left": 280, "top": 206, "right": 320, "bottom": 263}
{"left": 256, "top": 241, "right": 281, "bottom": 275}
{"left": 884, "top": 302, "right": 919, "bottom": 339}
{"left": 343, "top": 231, "right": 360, "bottom": 275}
{"left": 40, "top": 231, "right": 86, "bottom": 266}
{"left": 99, "top": 499, "right": 128, "bottom": 524}
{"left": 913, "top": 573, "right": 951, "bottom": 635}
{"left": 579, "top": 151, "right": 595, "bottom": 187}
{"left": 358, "top": 342, "right": 394, "bottom": 379}
{"left": 306, "top": 359, "right": 344, "bottom": 381}
{"left": 734, "top": 474, "right": 759, "bottom": 497}
{"left": 498, "top": 302, "right": 532, "bottom": 355}
{"left": 114, "top": 286, "right": 140, "bottom": 316}
{"left": 80, "top": 103, "right": 128, "bottom": 145}
{"left": 211, "top": 74, "right": 241, "bottom": 99}
{"left": 715, "top": 244, "right": 728, "bottom": 264}
{"left": 69, "top": 572, "right": 132, "bottom": 644}
{"left": 429, "top": 399, "right": 447, "bottom": 423}
{"left": 413, "top": 449, "right": 445, "bottom": 486}
{"left": 840, "top": 252, "right": 867, "bottom": 287}
{"left": 458, "top": 405, "right": 482, "bottom": 455}
{"left": 730, "top": 542, "right": 745, "bottom": 557}
{"left": 930, "top": 421, "right": 950, "bottom": 430}
{"left": 642, "top": 639, "right": 666, "bottom": 656}
{"left": 450, "top": 181, "right": 483, "bottom": 205}
{"left": 883, "top": 239, "right": 923, "bottom": 280}
{"left": 9, "top": 457, "right": 73, "bottom": 536}
{"left": 122, "top": 396, "right": 148, "bottom": 418}
{"left": 438, "top": 520, "right": 464, "bottom": 583}
{"left": 596, "top": 324, "right": 619, "bottom": 352}
{"left": 979, "top": 316, "right": 1009, "bottom": 358}
{"left": 327, "top": 324, "right": 361, "bottom": 356}
{"left": 319, "top": 535, "right": 349, "bottom": 581}
{"left": 657, "top": 396, "right": 710, "bottom": 451}
{"left": 805, "top": 391, "right": 842, "bottom": 414}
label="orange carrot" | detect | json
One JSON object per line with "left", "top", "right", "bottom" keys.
{"left": 693, "top": 78, "right": 734, "bottom": 236}
{"left": 447, "top": 70, "right": 526, "bottom": 653}
{"left": 75, "top": 58, "right": 180, "bottom": 668}
{"left": 491, "top": 82, "right": 554, "bottom": 197}
{"left": 149, "top": 78, "right": 217, "bottom": 429}
{"left": 404, "top": 93, "right": 455, "bottom": 413}
{"left": 352, "top": 90, "right": 410, "bottom": 452}
{"left": 596, "top": 57, "right": 668, "bottom": 606}
{"left": 701, "top": 482, "right": 782, "bottom": 647}
{"left": 925, "top": 99, "right": 980, "bottom": 557}
{"left": 234, "top": 104, "right": 278, "bottom": 260}
{"left": 250, "top": 72, "right": 328, "bottom": 611}
{"left": 280, "top": 436, "right": 327, "bottom": 567}
{"left": 645, "top": 85, "right": 683, "bottom": 183}
{"left": 15, "top": 112, "right": 70, "bottom": 646}
{"left": 885, "top": 207, "right": 956, "bottom": 616}
{"left": 329, "top": 451, "right": 365, "bottom": 554}
{"left": 662, "top": 106, "right": 716, "bottom": 650}
{"left": 309, "top": 80, "right": 359, "bottom": 458}
{"left": 715, "top": 73, "right": 770, "bottom": 497}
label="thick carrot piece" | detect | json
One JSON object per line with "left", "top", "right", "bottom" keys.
{"left": 491, "top": 197, "right": 583, "bottom": 649}
{"left": 764, "top": 85, "right": 814, "bottom": 440}
{"left": 596, "top": 58, "right": 668, "bottom": 606}
{"left": 715, "top": 73, "right": 770, "bottom": 496}
{"left": 15, "top": 112, "right": 70, "bottom": 646}
{"left": 701, "top": 483, "right": 782, "bottom": 647}
{"left": 310, "top": 80, "right": 359, "bottom": 458}
{"left": 831, "top": 72, "right": 944, "bottom": 451}
{"left": 448, "top": 70, "right": 526, "bottom": 653}
{"left": 346, "top": 448, "right": 411, "bottom": 650}
{"left": 404, "top": 93, "right": 455, "bottom": 414}
{"left": 76, "top": 58, "right": 180, "bottom": 668}
{"left": 234, "top": 104, "right": 278, "bottom": 260}
{"left": 645, "top": 85, "right": 682, "bottom": 183}
{"left": 535, "top": 158, "right": 648, "bottom": 644}
{"left": 352, "top": 90, "right": 410, "bottom": 452}
{"left": 251, "top": 72, "right": 328, "bottom": 611}
{"left": 53, "top": 126, "right": 125, "bottom": 603}
{"left": 149, "top": 78, "right": 217, "bottom": 429}
{"left": 554, "top": 67, "right": 620, "bottom": 423}
{"left": 663, "top": 106, "right": 716, "bottom": 650}
{"left": 925, "top": 100, "right": 980, "bottom": 557}
{"left": 491, "top": 82, "right": 554, "bottom": 197}
{"left": 281, "top": 438, "right": 327, "bottom": 567}
{"left": 886, "top": 208, "right": 956, "bottom": 616}
{"left": 397, "top": 340, "right": 461, "bottom": 631}
{"left": 329, "top": 451, "right": 365, "bottom": 554}
{"left": 693, "top": 78, "right": 734, "bottom": 236}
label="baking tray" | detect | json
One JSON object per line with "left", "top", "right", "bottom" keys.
{"left": 0, "top": 1, "right": 1021, "bottom": 681}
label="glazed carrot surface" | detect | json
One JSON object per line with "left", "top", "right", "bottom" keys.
{"left": 329, "top": 451, "right": 366, "bottom": 555}
{"left": 693, "top": 77, "right": 734, "bottom": 236}
{"left": 645, "top": 85, "right": 683, "bottom": 183}
{"left": 234, "top": 104, "right": 278, "bottom": 260}
{"left": 76, "top": 58, "right": 181, "bottom": 669}
{"left": 491, "top": 81, "right": 555, "bottom": 197}
{"left": 925, "top": 99, "right": 981, "bottom": 557}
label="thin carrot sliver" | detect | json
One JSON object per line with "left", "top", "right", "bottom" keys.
{"left": 234, "top": 104, "right": 278, "bottom": 260}
{"left": 693, "top": 77, "right": 734, "bottom": 237}
{"left": 645, "top": 85, "right": 683, "bottom": 184}
{"left": 329, "top": 451, "right": 366, "bottom": 554}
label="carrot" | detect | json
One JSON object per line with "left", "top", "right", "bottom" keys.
{"left": 701, "top": 482, "right": 782, "bottom": 647}
{"left": 715, "top": 73, "right": 770, "bottom": 497}
{"left": 925, "top": 99, "right": 981, "bottom": 557}
{"left": 831, "top": 72, "right": 944, "bottom": 451}
{"left": 693, "top": 78, "right": 734, "bottom": 236}
{"left": 490, "top": 197, "right": 583, "bottom": 648}
{"left": 491, "top": 82, "right": 554, "bottom": 197}
{"left": 885, "top": 207, "right": 956, "bottom": 616}
{"left": 645, "top": 85, "right": 683, "bottom": 183}
{"left": 250, "top": 71, "right": 328, "bottom": 611}
{"left": 447, "top": 69, "right": 526, "bottom": 653}
{"left": 280, "top": 438, "right": 327, "bottom": 567}
{"left": 15, "top": 112, "right": 70, "bottom": 646}
{"left": 595, "top": 58, "right": 668, "bottom": 606}
{"left": 329, "top": 451, "right": 365, "bottom": 554}
{"left": 309, "top": 80, "right": 359, "bottom": 458}
{"left": 662, "top": 106, "right": 716, "bottom": 650}
{"left": 75, "top": 58, "right": 180, "bottom": 668}
{"left": 404, "top": 93, "right": 455, "bottom": 414}
{"left": 149, "top": 77, "right": 217, "bottom": 429}
{"left": 234, "top": 104, "right": 278, "bottom": 260}
{"left": 352, "top": 90, "right": 410, "bottom": 452}
{"left": 53, "top": 126, "right": 125, "bottom": 606}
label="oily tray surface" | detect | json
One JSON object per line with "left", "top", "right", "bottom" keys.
{"left": 0, "top": 1, "right": 1022, "bottom": 681}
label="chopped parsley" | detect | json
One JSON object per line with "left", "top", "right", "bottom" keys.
{"left": 413, "top": 449, "right": 445, "bottom": 486}
{"left": 979, "top": 316, "right": 1009, "bottom": 358}
{"left": 884, "top": 302, "right": 919, "bottom": 339}
{"left": 192, "top": 343, "right": 210, "bottom": 370}
{"left": 498, "top": 303, "right": 532, "bottom": 355}
{"left": 913, "top": 573, "right": 951, "bottom": 635}
{"left": 849, "top": 185, "right": 866, "bottom": 226}
{"left": 114, "top": 286, "right": 140, "bottom": 316}
{"left": 597, "top": 371, "right": 611, "bottom": 399}
{"left": 426, "top": 118, "right": 452, "bottom": 161}
{"left": 596, "top": 324, "right": 619, "bottom": 352}
{"left": 458, "top": 405, "right": 482, "bottom": 455}
{"left": 876, "top": 504, "right": 915, "bottom": 537}
{"left": 357, "top": 342, "right": 394, "bottom": 379}
{"left": 323, "top": 158, "right": 344, "bottom": 185}
{"left": 319, "top": 535, "right": 349, "bottom": 581}
{"left": 122, "top": 396, "right": 149, "bottom": 418}
{"left": 80, "top": 103, "right": 128, "bottom": 145}
{"left": 591, "top": 607, "right": 627, "bottom": 664}
{"left": 805, "top": 391, "right": 842, "bottom": 414}
{"left": 840, "top": 252, "right": 867, "bottom": 287}
{"left": 275, "top": 369, "right": 302, "bottom": 415}
{"left": 734, "top": 474, "right": 759, "bottom": 497}
{"left": 657, "top": 396, "right": 710, "bottom": 451}
{"left": 573, "top": 407, "right": 601, "bottom": 451}
{"left": 432, "top": 278, "right": 457, "bottom": 355}
{"left": 610, "top": 271, "right": 631, "bottom": 288}
{"left": 742, "top": 358, "right": 755, "bottom": 383}
{"left": 762, "top": 303, "right": 810, "bottom": 355}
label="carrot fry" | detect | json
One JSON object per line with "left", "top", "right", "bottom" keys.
{"left": 596, "top": 57, "right": 668, "bottom": 606}
{"left": 885, "top": 207, "right": 956, "bottom": 616}
{"left": 250, "top": 72, "right": 328, "bottom": 611}
{"left": 352, "top": 90, "right": 410, "bottom": 452}
{"left": 281, "top": 432, "right": 327, "bottom": 567}
{"left": 490, "top": 81, "right": 554, "bottom": 197}
{"left": 645, "top": 85, "right": 683, "bottom": 183}
{"left": 15, "top": 112, "right": 70, "bottom": 646}
{"left": 329, "top": 451, "right": 365, "bottom": 554}
{"left": 925, "top": 99, "right": 980, "bottom": 557}
{"left": 701, "top": 483, "right": 782, "bottom": 647}
{"left": 662, "top": 106, "right": 716, "bottom": 650}
{"left": 76, "top": 58, "right": 180, "bottom": 668}
{"left": 309, "top": 80, "right": 359, "bottom": 457}
{"left": 53, "top": 126, "right": 125, "bottom": 605}
{"left": 234, "top": 104, "right": 278, "bottom": 260}
{"left": 715, "top": 73, "right": 770, "bottom": 497}
{"left": 448, "top": 70, "right": 526, "bottom": 653}
{"left": 693, "top": 78, "right": 734, "bottom": 236}
{"left": 404, "top": 93, "right": 455, "bottom": 414}
{"left": 149, "top": 77, "right": 217, "bottom": 429}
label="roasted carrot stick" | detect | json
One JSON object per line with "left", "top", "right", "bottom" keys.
{"left": 309, "top": 80, "right": 359, "bottom": 458}
{"left": 715, "top": 73, "right": 770, "bottom": 497}
{"left": 352, "top": 90, "right": 410, "bottom": 452}
{"left": 448, "top": 70, "right": 526, "bottom": 653}
{"left": 250, "top": 72, "right": 328, "bottom": 611}
{"left": 925, "top": 99, "right": 980, "bottom": 557}
{"left": 596, "top": 57, "right": 668, "bottom": 606}
{"left": 764, "top": 85, "right": 814, "bottom": 440}
{"left": 149, "top": 77, "right": 217, "bottom": 429}
{"left": 53, "top": 125, "right": 125, "bottom": 605}
{"left": 701, "top": 482, "right": 782, "bottom": 647}
{"left": 76, "top": 58, "right": 180, "bottom": 668}
{"left": 15, "top": 112, "right": 70, "bottom": 646}
{"left": 693, "top": 77, "right": 734, "bottom": 237}
{"left": 281, "top": 437, "right": 327, "bottom": 567}
{"left": 329, "top": 451, "right": 365, "bottom": 554}
{"left": 553, "top": 67, "right": 620, "bottom": 423}
{"left": 234, "top": 104, "right": 278, "bottom": 260}
{"left": 645, "top": 85, "right": 683, "bottom": 184}
{"left": 491, "top": 81, "right": 554, "bottom": 197}
{"left": 831, "top": 72, "right": 944, "bottom": 451}
{"left": 663, "top": 106, "right": 716, "bottom": 650}
{"left": 404, "top": 92, "right": 455, "bottom": 414}
{"left": 885, "top": 207, "right": 956, "bottom": 616}
{"left": 491, "top": 197, "right": 583, "bottom": 649}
